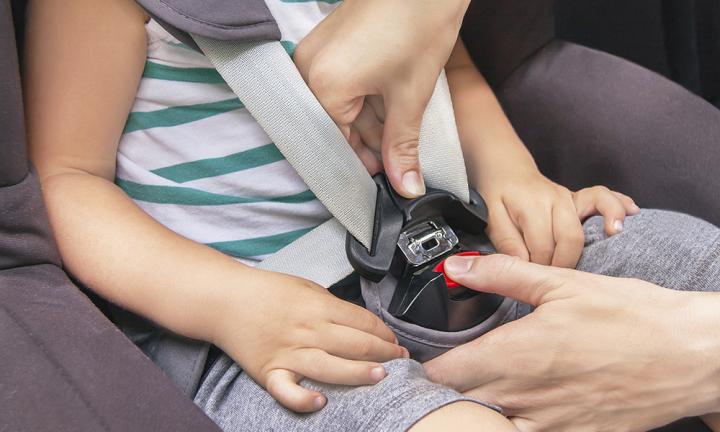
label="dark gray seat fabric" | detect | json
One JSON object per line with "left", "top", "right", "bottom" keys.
{"left": 0, "top": 1, "right": 220, "bottom": 430}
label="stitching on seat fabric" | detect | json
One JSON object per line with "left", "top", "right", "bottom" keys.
{"left": 0, "top": 303, "right": 112, "bottom": 432}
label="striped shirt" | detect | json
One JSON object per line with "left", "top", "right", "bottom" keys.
{"left": 116, "top": 1, "right": 342, "bottom": 265}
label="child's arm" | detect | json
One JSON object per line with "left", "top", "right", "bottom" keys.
{"left": 445, "top": 39, "right": 639, "bottom": 268}
{"left": 25, "top": 0, "right": 404, "bottom": 413}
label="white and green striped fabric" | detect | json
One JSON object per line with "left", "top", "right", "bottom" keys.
{"left": 116, "top": 1, "right": 343, "bottom": 265}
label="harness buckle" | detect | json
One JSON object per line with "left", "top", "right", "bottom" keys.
{"left": 346, "top": 173, "right": 504, "bottom": 331}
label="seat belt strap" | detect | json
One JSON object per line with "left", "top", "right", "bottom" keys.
{"left": 193, "top": 36, "right": 377, "bottom": 249}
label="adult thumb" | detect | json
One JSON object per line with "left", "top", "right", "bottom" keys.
{"left": 443, "top": 254, "right": 568, "bottom": 307}
{"left": 381, "top": 85, "right": 431, "bottom": 198}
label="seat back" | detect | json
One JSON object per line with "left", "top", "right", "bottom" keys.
{"left": 0, "top": 0, "right": 61, "bottom": 271}
{"left": 1, "top": 0, "right": 28, "bottom": 186}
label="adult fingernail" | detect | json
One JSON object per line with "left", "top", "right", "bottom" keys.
{"left": 631, "top": 203, "right": 641, "bottom": 214}
{"left": 313, "top": 396, "right": 326, "bottom": 410}
{"left": 402, "top": 171, "right": 425, "bottom": 197}
{"left": 402, "top": 347, "right": 410, "bottom": 359}
{"left": 393, "top": 335, "right": 399, "bottom": 345}
{"left": 613, "top": 219, "right": 624, "bottom": 233}
{"left": 444, "top": 256, "right": 474, "bottom": 275}
{"left": 370, "top": 366, "right": 386, "bottom": 382}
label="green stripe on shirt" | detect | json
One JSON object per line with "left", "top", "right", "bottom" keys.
{"left": 280, "top": 41, "right": 297, "bottom": 57}
{"left": 206, "top": 226, "right": 316, "bottom": 257}
{"left": 123, "top": 98, "right": 244, "bottom": 134}
{"left": 151, "top": 143, "right": 285, "bottom": 183}
{"left": 116, "top": 178, "right": 316, "bottom": 206}
{"left": 142, "top": 61, "right": 226, "bottom": 84}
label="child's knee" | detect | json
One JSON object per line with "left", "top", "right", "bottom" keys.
{"left": 410, "top": 401, "right": 516, "bottom": 432}
{"left": 579, "top": 209, "right": 720, "bottom": 290}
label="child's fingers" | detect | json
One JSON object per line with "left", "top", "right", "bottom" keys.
{"left": 612, "top": 191, "right": 641, "bottom": 215}
{"left": 332, "top": 301, "right": 398, "bottom": 344}
{"left": 485, "top": 203, "right": 529, "bottom": 261}
{"left": 292, "top": 349, "right": 387, "bottom": 386}
{"left": 322, "top": 324, "right": 408, "bottom": 362}
{"left": 517, "top": 208, "right": 555, "bottom": 266}
{"left": 265, "top": 369, "right": 326, "bottom": 413}
{"left": 551, "top": 203, "right": 585, "bottom": 268}
{"left": 573, "top": 187, "right": 627, "bottom": 235}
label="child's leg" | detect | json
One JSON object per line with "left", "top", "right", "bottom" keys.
{"left": 410, "top": 401, "right": 516, "bottom": 431}
{"left": 195, "top": 357, "right": 515, "bottom": 431}
{"left": 577, "top": 209, "right": 720, "bottom": 292}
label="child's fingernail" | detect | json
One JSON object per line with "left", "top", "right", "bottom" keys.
{"left": 370, "top": 366, "right": 386, "bottom": 382}
{"left": 613, "top": 219, "right": 624, "bottom": 233}
{"left": 444, "top": 256, "right": 474, "bottom": 275}
{"left": 313, "top": 396, "right": 326, "bottom": 410}
{"left": 402, "top": 171, "right": 425, "bottom": 197}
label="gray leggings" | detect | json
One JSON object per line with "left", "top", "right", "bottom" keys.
{"left": 194, "top": 209, "right": 720, "bottom": 431}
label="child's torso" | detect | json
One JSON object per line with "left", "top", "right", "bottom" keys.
{"left": 116, "top": 0, "right": 341, "bottom": 265}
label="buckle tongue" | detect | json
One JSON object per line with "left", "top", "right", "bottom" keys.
{"left": 397, "top": 219, "right": 459, "bottom": 267}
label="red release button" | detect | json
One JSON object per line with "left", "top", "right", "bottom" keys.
{"left": 433, "top": 251, "right": 482, "bottom": 289}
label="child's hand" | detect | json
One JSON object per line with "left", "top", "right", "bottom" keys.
{"left": 479, "top": 168, "right": 639, "bottom": 268}
{"left": 212, "top": 270, "right": 407, "bottom": 413}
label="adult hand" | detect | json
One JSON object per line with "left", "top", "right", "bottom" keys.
{"left": 425, "top": 254, "right": 720, "bottom": 432}
{"left": 294, "top": 0, "right": 470, "bottom": 198}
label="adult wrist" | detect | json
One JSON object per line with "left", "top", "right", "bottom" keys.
{"left": 684, "top": 292, "right": 720, "bottom": 413}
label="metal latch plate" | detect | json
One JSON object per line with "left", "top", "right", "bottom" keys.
{"left": 397, "top": 219, "right": 459, "bottom": 266}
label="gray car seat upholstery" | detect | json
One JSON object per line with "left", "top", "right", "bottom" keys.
{"left": 0, "top": 1, "right": 220, "bottom": 430}
{"left": 1, "top": 0, "right": 717, "bottom": 430}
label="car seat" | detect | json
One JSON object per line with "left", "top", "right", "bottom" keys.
{"left": 2, "top": 0, "right": 717, "bottom": 430}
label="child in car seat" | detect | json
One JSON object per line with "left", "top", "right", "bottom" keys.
{"left": 25, "top": 0, "right": 638, "bottom": 430}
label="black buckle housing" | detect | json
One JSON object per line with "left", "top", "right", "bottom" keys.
{"left": 346, "top": 174, "right": 505, "bottom": 331}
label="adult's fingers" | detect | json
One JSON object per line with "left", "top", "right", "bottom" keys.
{"left": 443, "top": 254, "right": 571, "bottom": 306}
{"left": 291, "top": 349, "right": 387, "bottom": 386}
{"left": 381, "top": 85, "right": 430, "bottom": 198}
{"left": 424, "top": 322, "right": 514, "bottom": 393}
{"left": 332, "top": 301, "right": 398, "bottom": 344}
{"left": 265, "top": 369, "right": 326, "bottom": 413}
{"left": 573, "top": 186, "right": 627, "bottom": 235}
{"left": 348, "top": 127, "right": 382, "bottom": 174}
{"left": 366, "top": 95, "right": 386, "bottom": 122}
{"left": 551, "top": 202, "right": 585, "bottom": 268}
{"left": 485, "top": 202, "right": 530, "bottom": 261}
{"left": 353, "top": 102, "right": 383, "bottom": 153}
{"left": 321, "top": 324, "right": 408, "bottom": 362}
